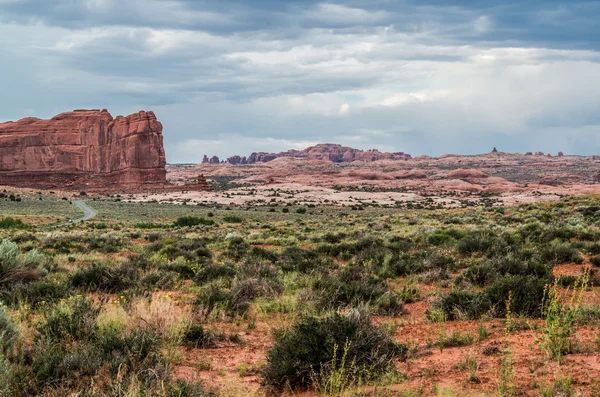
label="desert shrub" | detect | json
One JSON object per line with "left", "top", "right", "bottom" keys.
{"left": 173, "top": 216, "right": 215, "bottom": 227}
{"left": 462, "top": 264, "right": 498, "bottom": 287}
{"left": 85, "top": 233, "right": 126, "bottom": 253}
{"left": 146, "top": 232, "right": 162, "bottom": 242}
{"left": 71, "top": 262, "right": 137, "bottom": 293}
{"left": 438, "top": 275, "right": 547, "bottom": 320}
{"left": 226, "top": 237, "right": 249, "bottom": 260}
{"left": 0, "top": 305, "right": 17, "bottom": 353}
{"left": 194, "top": 263, "right": 236, "bottom": 284}
{"left": 127, "top": 253, "right": 152, "bottom": 270}
{"left": 539, "top": 242, "right": 582, "bottom": 265}
{"left": 196, "top": 276, "right": 281, "bottom": 316}
{"left": 134, "top": 222, "right": 169, "bottom": 229}
{"left": 223, "top": 216, "right": 243, "bottom": 223}
{"left": 317, "top": 238, "right": 386, "bottom": 261}
{"left": 5, "top": 279, "right": 70, "bottom": 306}
{"left": 38, "top": 296, "right": 99, "bottom": 341}
{"left": 262, "top": 310, "right": 406, "bottom": 390}
{"left": 195, "top": 281, "right": 232, "bottom": 315}
{"left": 585, "top": 243, "right": 600, "bottom": 255}
{"left": 279, "top": 247, "right": 332, "bottom": 273}
{"left": 486, "top": 275, "right": 547, "bottom": 317}
{"left": 457, "top": 231, "right": 497, "bottom": 255}
{"left": 140, "top": 270, "right": 179, "bottom": 290}
{"left": 248, "top": 247, "right": 278, "bottom": 263}
{"left": 590, "top": 255, "right": 600, "bottom": 267}
{"left": 158, "top": 245, "right": 183, "bottom": 260}
{"left": 434, "top": 290, "right": 491, "bottom": 321}
{"left": 94, "top": 325, "right": 163, "bottom": 378}
{"left": 463, "top": 255, "right": 551, "bottom": 287}
{"left": 165, "top": 379, "right": 215, "bottom": 397}
{"left": 159, "top": 262, "right": 197, "bottom": 279}
{"left": 181, "top": 324, "right": 227, "bottom": 349}
{"left": 313, "top": 267, "right": 404, "bottom": 315}
{"left": 0, "top": 217, "right": 29, "bottom": 230}
{"left": 322, "top": 232, "right": 346, "bottom": 244}
{"left": 229, "top": 277, "right": 283, "bottom": 313}
{"left": 0, "top": 240, "right": 46, "bottom": 290}
{"left": 426, "top": 229, "right": 463, "bottom": 246}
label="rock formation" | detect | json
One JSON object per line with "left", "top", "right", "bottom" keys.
{"left": 209, "top": 156, "right": 220, "bottom": 164}
{"left": 197, "top": 174, "right": 210, "bottom": 191}
{"left": 202, "top": 155, "right": 210, "bottom": 164}
{"left": 0, "top": 109, "right": 167, "bottom": 190}
{"left": 227, "top": 155, "right": 247, "bottom": 164}
{"left": 222, "top": 144, "right": 412, "bottom": 164}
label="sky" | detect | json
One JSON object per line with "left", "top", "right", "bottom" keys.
{"left": 1, "top": 0, "right": 599, "bottom": 163}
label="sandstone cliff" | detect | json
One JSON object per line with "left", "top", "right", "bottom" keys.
{"left": 205, "top": 143, "right": 412, "bottom": 165}
{"left": 0, "top": 109, "right": 167, "bottom": 190}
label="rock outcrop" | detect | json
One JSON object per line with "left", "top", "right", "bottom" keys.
{"left": 0, "top": 109, "right": 167, "bottom": 190}
{"left": 227, "top": 155, "right": 247, "bottom": 165}
{"left": 222, "top": 144, "right": 411, "bottom": 164}
{"left": 197, "top": 174, "right": 210, "bottom": 191}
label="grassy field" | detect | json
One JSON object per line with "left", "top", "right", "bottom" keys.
{"left": 1, "top": 195, "right": 600, "bottom": 396}
{"left": 0, "top": 197, "right": 83, "bottom": 224}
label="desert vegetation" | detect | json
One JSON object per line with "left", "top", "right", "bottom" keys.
{"left": 1, "top": 194, "right": 600, "bottom": 396}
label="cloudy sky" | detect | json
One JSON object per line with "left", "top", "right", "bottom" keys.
{"left": 1, "top": 0, "right": 599, "bottom": 162}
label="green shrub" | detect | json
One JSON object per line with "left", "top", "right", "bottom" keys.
{"left": 457, "top": 231, "right": 497, "bottom": 255}
{"left": 38, "top": 296, "right": 99, "bottom": 341}
{"left": 5, "top": 279, "right": 70, "bottom": 306}
{"left": 165, "top": 379, "right": 215, "bottom": 397}
{"left": 279, "top": 247, "right": 332, "bottom": 273}
{"left": 223, "top": 216, "right": 243, "bottom": 223}
{"left": 0, "top": 217, "right": 29, "bottom": 230}
{"left": 71, "top": 262, "right": 137, "bottom": 293}
{"left": 261, "top": 310, "right": 406, "bottom": 390}
{"left": 173, "top": 216, "right": 215, "bottom": 227}
{"left": 0, "top": 305, "right": 17, "bottom": 353}
{"left": 539, "top": 242, "right": 582, "bottom": 265}
{"left": 0, "top": 240, "right": 46, "bottom": 290}
{"left": 437, "top": 275, "right": 547, "bottom": 320}
{"left": 226, "top": 237, "right": 249, "bottom": 260}
{"left": 487, "top": 275, "right": 547, "bottom": 317}
{"left": 134, "top": 222, "right": 169, "bottom": 229}
{"left": 589, "top": 255, "right": 600, "bottom": 267}
{"left": 435, "top": 290, "right": 491, "bottom": 321}
{"left": 194, "top": 263, "right": 236, "bottom": 284}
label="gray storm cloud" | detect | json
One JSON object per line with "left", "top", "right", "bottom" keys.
{"left": 1, "top": 0, "right": 599, "bottom": 162}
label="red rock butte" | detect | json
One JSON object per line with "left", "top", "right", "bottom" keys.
{"left": 0, "top": 109, "right": 167, "bottom": 190}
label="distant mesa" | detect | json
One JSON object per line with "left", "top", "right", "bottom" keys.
{"left": 204, "top": 143, "right": 412, "bottom": 165}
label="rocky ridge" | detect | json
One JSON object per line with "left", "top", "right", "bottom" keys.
{"left": 206, "top": 143, "right": 413, "bottom": 164}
